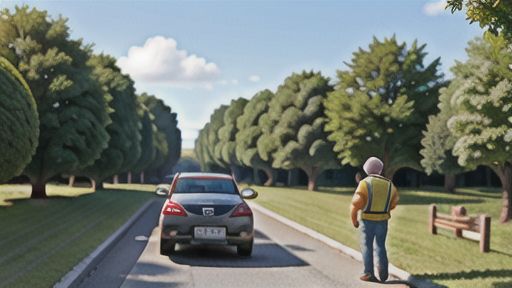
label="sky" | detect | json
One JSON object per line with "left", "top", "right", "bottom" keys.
{"left": 0, "top": 0, "right": 483, "bottom": 149}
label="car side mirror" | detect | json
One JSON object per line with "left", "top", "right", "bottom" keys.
{"left": 156, "top": 185, "right": 170, "bottom": 197}
{"left": 241, "top": 188, "right": 258, "bottom": 199}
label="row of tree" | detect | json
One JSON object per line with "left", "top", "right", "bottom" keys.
{"left": 0, "top": 6, "right": 181, "bottom": 197}
{"left": 195, "top": 33, "right": 511, "bottom": 223}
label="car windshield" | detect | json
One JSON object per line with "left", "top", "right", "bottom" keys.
{"left": 173, "top": 179, "right": 237, "bottom": 194}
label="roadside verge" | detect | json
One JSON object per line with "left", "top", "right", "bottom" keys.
{"left": 53, "top": 198, "right": 158, "bottom": 288}
{"left": 249, "top": 202, "right": 443, "bottom": 288}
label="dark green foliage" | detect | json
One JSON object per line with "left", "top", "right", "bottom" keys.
{"left": 138, "top": 93, "right": 180, "bottom": 181}
{"left": 131, "top": 108, "right": 156, "bottom": 174}
{"left": 257, "top": 71, "right": 338, "bottom": 190}
{"left": 195, "top": 105, "right": 230, "bottom": 172}
{"left": 235, "top": 89, "right": 276, "bottom": 185}
{"left": 0, "top": 57, "right": 39, "bottom": 183}
{"left": 214, "top": 97, "right": 249, "bottom": 176}
{"left": 0, "top": 6, "right": 110, "bottom": 197}
{"left": 79, "top": 54, "right": 142, "bottom": 186}
{"left": 324, "top": 36, "right": 445, "bottom": 180}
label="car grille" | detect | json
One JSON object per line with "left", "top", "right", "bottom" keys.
{"left": 182, "top": 205, "right": 235, "bottom": 216}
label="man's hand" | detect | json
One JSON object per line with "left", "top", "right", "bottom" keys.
{"left": 353, "top": 220, "right": 359, "bottom": 228}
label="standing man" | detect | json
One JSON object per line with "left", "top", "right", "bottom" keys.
{"left": 350, "top": 157, "right": 399, "bottom": 282}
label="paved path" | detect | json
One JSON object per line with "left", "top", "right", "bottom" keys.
{"left": 119, "top": 207, "right": 408, "bottom": 288}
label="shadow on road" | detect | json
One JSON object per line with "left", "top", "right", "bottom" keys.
{"left": 167, "top": 229, "right": 308, "bottom": 268}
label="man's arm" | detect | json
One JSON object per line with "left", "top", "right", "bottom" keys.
{"left": 350, "top": 202, "right": 359, "bottom": 228}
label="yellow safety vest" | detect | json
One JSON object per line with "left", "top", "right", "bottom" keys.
{"left": 361, "top": 176, "right": 393, "bottom": 221}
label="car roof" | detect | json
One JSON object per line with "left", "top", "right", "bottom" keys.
{"left": 177, "top": 172, "right": 233, "bottom": 180}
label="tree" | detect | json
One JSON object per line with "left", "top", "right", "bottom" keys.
{"left": 138, "top": 93, "right": 181, "bottom": 181}
{"left": 324, "top": 36, "right": 445, "bottom": 180}
{"left": 257, "top": 71, "right": 321, "bottom": 184}
{"left": 447, "top": 0, "right": 512, "bottom": 43}
{"left": 0, "top": 57, "right": 39, "bottom": 183}
{"left": 215, "top": 97, "right": 249, "bottom": 181}
{"left": 268, "top": 73, "right": 339, "bottom": 191}
{"left": 235, "top": 89, "right": 277, "bottom": 186}
{"left": 0, "top": 6, "right": 110, "bottom": 197}
{"left": 130, "top": 106, "right": 156, "bottom": 183}
{"left": 420, "top": 80, "right": 468, "bottom": 193}
{"left": 78, "top": 54, "right": 142, "bottom": 189}
{"left": 444, "top": 32, "right": 512, "bottom": 223}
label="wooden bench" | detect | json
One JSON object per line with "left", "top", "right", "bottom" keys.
{"left": 429, "top": 204, "right": 491, "bottom": 253}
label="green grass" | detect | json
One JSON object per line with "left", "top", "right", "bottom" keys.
{"left": 252, "top": 185, "right": 512, "bottom": 288}
{"left": 0, "top": 185, "right": 156, "bottom": 288}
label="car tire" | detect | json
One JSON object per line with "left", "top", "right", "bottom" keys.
{"left": 237, "top": 238, "right": 253, "bottom": 256}
{"left": 160, "top": 239, "right": 176, "bottom": 255}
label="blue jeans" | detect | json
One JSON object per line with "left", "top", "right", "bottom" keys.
{"left": 360, "top": 219, "right": 388, "bottom": 281}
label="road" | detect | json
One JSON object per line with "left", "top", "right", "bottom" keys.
{"left": 89, "top": 202, "right": 407, "bottom": 288}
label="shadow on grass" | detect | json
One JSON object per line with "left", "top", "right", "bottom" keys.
{"left": 396, "top": 194, "right": 485, "bottom": 206}
{"left": 414, "top": 269, "right": 512, "bottom": 281}
{"left": 493, "top": 280, "right": 512, "bottom": 288}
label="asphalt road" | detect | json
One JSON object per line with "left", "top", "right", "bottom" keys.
{"left": 74, "top": 197, "right": 413, "bottom": 288}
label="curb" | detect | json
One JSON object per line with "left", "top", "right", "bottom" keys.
{"left": 53, "top": 198, "right": 158, "bottom": 288}
{"left": 249, "top": 202, "right": 442, "bottom": 288}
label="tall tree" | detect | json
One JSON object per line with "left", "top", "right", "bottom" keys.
{"left": 445, "top": 33, "right": 512, "bottom": 223}
{"left": 269, "top": 73, "right": 339, "bottom": 191}
{"left": 130, "top": 105, "right": 156, "bottom": 183}
{"left": 215, "top": 97, "right": 249, "bottom": 180}
{"left": 235, "top": 89, "right": 277, "bottom": 186}
{"left": 420, "top": 77, "right": 469, "bottom": 193}
{"left": 78, "top": 54, "right": 142, "bottom": 188}
{"left": 447, "top": 0, "right": 512, "bottom": 43}
{"left": 324, "top": 36, "right": 445, "bottom": 180}
{"left": 0, "top": 6, "right": 110, "bottom": 197}
{"left": 138, "top": 93, "right": 181, "bottom": 181}
{"left": 257, "top": 71, "right": 320, "bottom": 185}
{"left": 0, "top": 57, "right": 39, "bottom": 183}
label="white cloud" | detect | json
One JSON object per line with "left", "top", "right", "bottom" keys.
{"left": 232, "top": 79, "right": 238, "bottom": 85}
{"left": 248, "top": 75, "right": 260, "bottom": 82}
{"left": 117, "top": 36, "right": 221, "bottom": 88}
{"left": 423, "top": 0, "right": 448, "bottom": 16}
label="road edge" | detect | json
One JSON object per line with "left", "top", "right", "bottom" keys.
{"left": 249, "top": 202, "right": 443, "bottom": 288}
{"left": 53, "top": 198, "right": 158, "bottom": 288}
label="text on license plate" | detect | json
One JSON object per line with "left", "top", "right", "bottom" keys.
{"left": 194, "top": 227, "right": 226, "bottom": 240}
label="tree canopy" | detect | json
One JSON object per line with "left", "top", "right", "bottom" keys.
{"left": 441, "top": 32, "right": 512, "bottom": 223}
{"left": 0, "top": 57, "right": 39, "bottom": 183}
{"left": 324, "top": 36, "right": 445, "bottom": 180}
{"left": 447, "top": 0, "right": 512, "bottom": 43}
{"left": 0, "top": 6, "right": 110, "bottom": 197}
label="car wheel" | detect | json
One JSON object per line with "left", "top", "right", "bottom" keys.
{"left": 237, "top": 238, "right": 253, "bottom": 256}
{"left": 160, "top": 239, "right": 176, "bottom": 255}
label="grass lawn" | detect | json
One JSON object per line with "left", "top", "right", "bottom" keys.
{"left": 252, "top": 185, "right": 512, "bottom": 288}
{"left": 0, "top": 184, "right": 157, "bottom": 288}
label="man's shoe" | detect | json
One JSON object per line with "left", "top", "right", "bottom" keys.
{"left": 360, "top": 273, "right": 376, "bottom": 282}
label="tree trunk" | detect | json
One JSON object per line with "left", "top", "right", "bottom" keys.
{"left": 30, "top": 179, "right": 47, "bottom": 199}
{"left": 490, "top": 163, "right": 512, "bottom": 223}
{"left": 94, "top": 179, "right": 104, "bottom": 190}
{"left": 90, "top": 178, "right": 96, "bottom": 191}
{"left": 113, "top": 175, "right": 119, "bottom": 185}
{"left": 444, "top": 173, "right": 455, "bottom": 193}
{"left": 140, "top": 172, "right": 145, "bottom": 184}
{"left": 68, "top": 175, "right": 75, "bottom": 187}
{"left": 307, "top": 166, "right": 320, "bottom": 191}
{"left": 127, "top": 172, "right": 132, "bottom": 184}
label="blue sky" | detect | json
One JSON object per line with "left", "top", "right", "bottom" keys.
{"left": 1, "top": 0, "right": 483, "bottom": 149}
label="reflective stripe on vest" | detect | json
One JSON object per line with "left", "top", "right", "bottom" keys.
{"left": 362, "top": 177, "right": 392, "bottom": 215}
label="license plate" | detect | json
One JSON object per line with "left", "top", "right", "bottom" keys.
{"left": 194, "top": 227, "right": 226, "bottom": 240}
